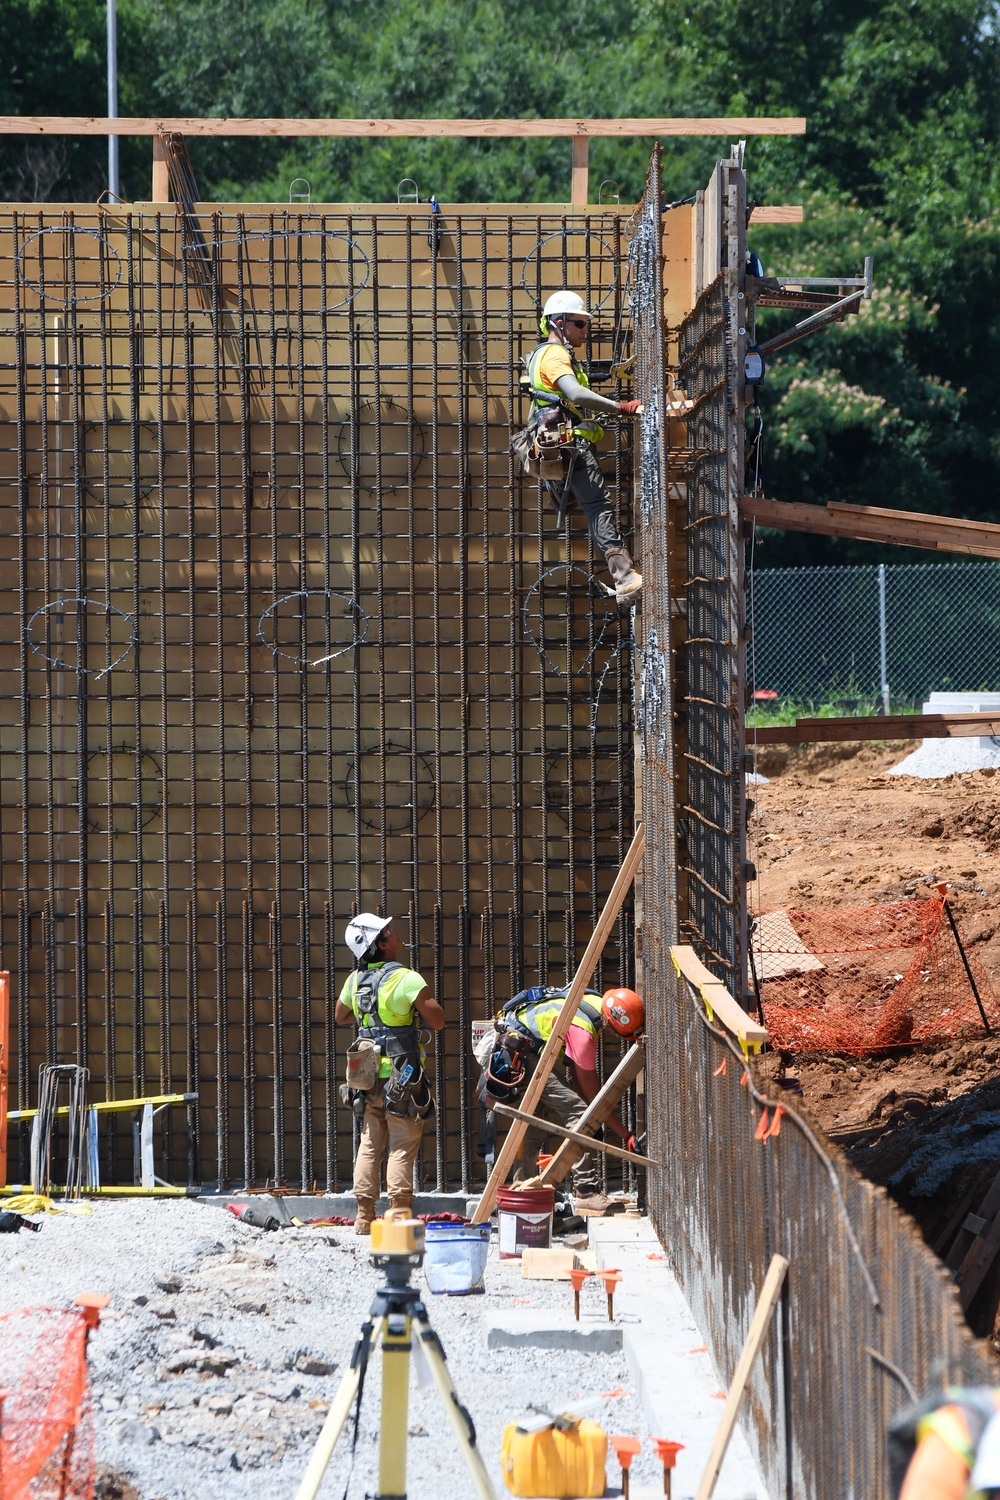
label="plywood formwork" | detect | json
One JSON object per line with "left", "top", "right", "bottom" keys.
{"left": 0, "top": 198, "right": 652, "bottom": 1191}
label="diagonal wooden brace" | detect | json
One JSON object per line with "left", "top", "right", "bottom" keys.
{"left": 471, "top": 824, "right": 645, "bottom": 1225}
{"left": 492, "top": 1102, "right": 659, "bottom": 1168}
{"left": 538, "top": 1040, "right": 645, "bottom": 1187}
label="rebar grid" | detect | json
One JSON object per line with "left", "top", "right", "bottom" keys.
{"left": 0, "top": 205, "right": 637, "bottom": 1191}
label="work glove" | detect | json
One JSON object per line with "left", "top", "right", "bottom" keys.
{"left": 617, "top": 400, "right": 643, "bottom": 416}
{"left": 625, "top": 1134, "right": 638, "bottom": 1154}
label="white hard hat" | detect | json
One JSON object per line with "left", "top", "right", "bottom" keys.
{"left": 345, "top": 912, "right": 392, "bottom": 960}
{"left": 542, "top": 290, "right": 592, "bottom": 320}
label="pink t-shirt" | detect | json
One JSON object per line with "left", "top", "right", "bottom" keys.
{"left": 564, "top": 1020, "right": 598, "bottom": 1072}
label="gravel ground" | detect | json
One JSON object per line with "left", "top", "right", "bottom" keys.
{"left": 1, "top": 1199, "right": 664, "bottom": 1499}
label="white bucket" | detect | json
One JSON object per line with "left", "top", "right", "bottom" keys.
{"left": 423, "top": 1222, "right": 491, "bottom": 1295}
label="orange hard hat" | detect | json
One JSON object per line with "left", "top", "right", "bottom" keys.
{"left": 602, "top": 987, "right": 645, "bottom": 1037}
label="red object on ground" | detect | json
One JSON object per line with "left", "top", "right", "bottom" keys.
{"left": 753, "top": 689, "right": 779, "bottom": 703}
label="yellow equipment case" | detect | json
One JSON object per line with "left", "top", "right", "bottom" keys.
{"left": 500, "top": 1419, "right": 607, "bottom": 1498}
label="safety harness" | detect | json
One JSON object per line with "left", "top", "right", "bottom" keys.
{"left": 352, "top": 962, "right": 424, "bottom": 1115}
{"left": 480, "top": 986, "right": 603, "bottom": 1106}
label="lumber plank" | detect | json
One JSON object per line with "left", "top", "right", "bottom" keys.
{"left": 748, "top": 206, "right": 803, "bottom": 224}
{"left": 670, "top": 946, "right": 769, "bottom": 1048}
{"left": 0, "top": 116, "right": 808, "bottom": 138}
{"left": 520, "top": 1247, "right": 597, "bottom": 1279}
{"left": 491, "top": 1102, "right": 659, "bottom": 1168}
{"left": 958, "top": 1209, "right": 1000, "bottom": 1311}
{"left": 751, "top": 713, "right": 1000, "bottom": 746}
{"left": 538, "top": 1042, "right": 645, "bottom": 1187}
{"left": 740, "top": 495, "right": 1000, "bottom": 560}
{"left": 694, "top": 1255, "right": 789, "bottom": 1500}
{"left": 471, "top": 825, "right": 645, "bottom": 1225}
{"left": 571, "top": 135, "right": 589, "bottom": 206}
{"left": 948, "top": 1166, "right": 1000, "bottom": 1270}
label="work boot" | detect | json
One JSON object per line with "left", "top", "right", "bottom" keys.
{"left": 388, "top": 1195, "right": 413, "bottom": 1217}
{"left": 604, "top": 547, "right": 643, "bottom": 606}
{"left": 573, "top": 1190, "right": 613, "bottom": 1217}
{"left": 353, "top": 1196, "right": 375, "bottom": 1236}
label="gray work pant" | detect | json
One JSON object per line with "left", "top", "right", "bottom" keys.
{"left": 545, "top": 438, "right": 624, "bottom": 559}
{"left": 514, "top": 1065, "right": 601, "bottom": 1196}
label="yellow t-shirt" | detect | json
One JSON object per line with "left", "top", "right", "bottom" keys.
{"left": 535, "top": 343, "right": 576, "bottom": 396}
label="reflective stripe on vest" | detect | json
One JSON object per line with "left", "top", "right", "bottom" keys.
{"left": 524, "top": 344, "right": 604, "bottom": 443}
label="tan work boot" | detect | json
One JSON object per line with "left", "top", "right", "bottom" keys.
{"left": 388, "top": 1195, "right": 413, "bottom": 1217}
{"left": 604, "top": 547, "right": 643, "bottom": 606}
{"left": 573, "top": 1190, "right": 613, "bottom": 1216}
{"left": 353, "top": 1195, "right": 376, "bottom": 1236}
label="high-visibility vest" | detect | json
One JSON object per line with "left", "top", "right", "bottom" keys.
{"left": 523, "top": 343, "right": 605, "bottom": 443}
{"left": 345, "top": 961, "right": 422, "bottom": 1080}
{"left": 506, "top": 989, "right": 602, "bottom": 1061}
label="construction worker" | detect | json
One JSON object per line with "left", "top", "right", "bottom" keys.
{"left": 485, "top": 984, "right": 645, "bottom": 1216}
{"left": 518, "top": 289, "right": 644, "bottom": 605}
{"left": 891, "top": 1387, "right": 1000, "bottom": 1498}
{"left": 335, "top": 913, "right": 444, "bottom": 1236}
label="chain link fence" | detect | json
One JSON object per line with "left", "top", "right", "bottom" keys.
{"left": 749, "top": 561, "right": 1000, "bottom": 710}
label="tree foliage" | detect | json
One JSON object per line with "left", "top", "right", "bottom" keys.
{"left": 3, "top": 0, "right": 998, "bottom": 551}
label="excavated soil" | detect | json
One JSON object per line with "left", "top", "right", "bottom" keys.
{"left": 747, "top": 739, "right": 1000, "bottom": 1330}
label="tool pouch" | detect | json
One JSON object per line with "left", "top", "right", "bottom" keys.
{"left": 482, "top": 1028, "right": 538, "bottom": 1104}
{"left": 383, "top": 1057, "right": 419, "bottom": 1116}
{"left": 510, "top": 424, "right": 541, "bottom": 478}
{"left": 344, "top": 1036, "right": 381, "bottom": 1093}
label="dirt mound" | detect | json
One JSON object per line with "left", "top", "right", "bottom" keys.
{"left": 949, "top": 788, "right": 1000, "bottom": 850}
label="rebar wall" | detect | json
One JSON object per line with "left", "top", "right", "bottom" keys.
{"left": 0, "top": 203, "right": 637, "bottom": 1191}
{"left": 637, "top": 154, "right": 995, "bottom": 1499}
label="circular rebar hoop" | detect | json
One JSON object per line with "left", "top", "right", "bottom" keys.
{"left": 25, "top": 597, "right": 137, "bottom": 680}
{"left": 17, "top": 226, "right": 124, "bottom": 308}
{"left": 256, "top": 589, "right": 368, "bottom": 668}
{"left": 85, "top": 745, "right": 164, "bottom": 834}
{"left": 335, "top": 396, "right": 427, "bottom": 496}
{"left": 521, "top": 565, "right": 617, "bottom": 680}
{"left": 198, "top": 229, "right": 371, "bottom": 314}
{"left": 519, "top": 230, "right": 620, "bottom": 313}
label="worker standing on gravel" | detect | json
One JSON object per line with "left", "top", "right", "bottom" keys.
{"left": 335, "top": 914, "right": 444, "bottom": 1236}
{"left": 481, "top": 985, "right": 645, "bottom": 1216}
{"left": 514, "top": 290, "right": 644, "bottom": 606}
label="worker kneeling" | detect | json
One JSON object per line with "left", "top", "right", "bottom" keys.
{"left": 335, "top": 913, "right": 445, "bottom": 1236}
{"left": 480, "top": 985, "right": 644, "bottom": 1216}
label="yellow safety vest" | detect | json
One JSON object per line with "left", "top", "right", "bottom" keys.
{"left": 524, "top": 343, "right": 605, "bottom": 444}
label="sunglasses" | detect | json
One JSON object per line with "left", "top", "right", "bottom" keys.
{"left": 567, "top": 319, "right": 589, "bottom": 330}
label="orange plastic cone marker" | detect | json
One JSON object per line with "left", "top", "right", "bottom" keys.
{"left": 597, "top": 1268, "right": 622, "bottom": 1321}
{"left": 569, "top": 1266, "right": 592, "bottom": 1322}
{"left": 609, "top": 1434, "right": 641, "bottom": 1498}
{"left": 651, "top": 1438, "right": 684, "bottom": 1497}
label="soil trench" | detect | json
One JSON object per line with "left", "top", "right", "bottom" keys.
{"left": 748, "top": 738, "right": 1000, "bottom": 1338}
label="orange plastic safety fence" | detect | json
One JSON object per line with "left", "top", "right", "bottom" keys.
{"left": 754, "top": 896, "right": 1000, "bottom": 1055}
{"left": 0, "top": 1308, "right": 93, "bottom": 1500}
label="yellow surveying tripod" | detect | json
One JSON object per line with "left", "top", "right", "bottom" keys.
{"left": 294, "top": 1210, "right": 497, "bottom": 1500}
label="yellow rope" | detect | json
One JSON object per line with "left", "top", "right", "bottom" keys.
{"left": 4, "top": 1193, "right": 93, "bottom": 1218}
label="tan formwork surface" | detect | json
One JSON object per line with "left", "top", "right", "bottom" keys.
{"left": 0, "top": 199, "right": 689, "bottom": 1189}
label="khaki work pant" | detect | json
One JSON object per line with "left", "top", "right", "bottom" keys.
{"left": 514, "top": 1066, "right": 601, "bottom": 1196}
{"left": 353, "top": 1087, "right": 424, "bottom": 1201}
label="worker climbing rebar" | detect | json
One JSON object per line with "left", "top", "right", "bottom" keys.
{"left": 513, "top": 290, "right": 644, "bottom": 605}
{"left": 335, "top": 913, "right": 444, "bottom": 1235}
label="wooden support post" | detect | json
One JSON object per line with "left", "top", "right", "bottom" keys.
{"left": 151, "top": 135, "right": 170, "bottom": 202}
{"left": 694, "top": 1255, "right": 789, "bottom": 1500}
{"left": 471, "top": 824, "right": 645, "bottom": 1225}
{"left": 571, "top": 135, "right": 589, "bottom": 207}
{"left": 538, "top": 1041, "right": 645, "bottom": 1186}
{"left": 491, "top": 1101, "right": 659, "bottom": 1168}
{"left": 0, "top": 971, "right": 8, "bottom": 1190}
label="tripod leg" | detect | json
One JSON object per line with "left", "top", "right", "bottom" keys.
{"left": 413, "top": 1314, "right": 498, "bottom": 1500}
{"left": 378, "top": 1312, "right": 411, "bottom": 1498}
{"left": 294, "top": 1321, "right": 373, "bottom": 1500}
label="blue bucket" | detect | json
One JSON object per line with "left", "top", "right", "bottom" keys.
{"left": 423, "top": 1221, "right": 491, "bottom": 1295}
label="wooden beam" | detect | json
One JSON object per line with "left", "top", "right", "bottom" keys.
{"left": 750, "top": 712, "right": 1000, "bottom": 745}
{"left": 0, "top": 116, "right": 808, "bottom": 139}
{"left": 538, "top": 1041, "right": 645, "bottom": 1187}
{"left": 471, "top": 824, "right": 645, "bottom": 1225}
{"left": 151, "top": 135, "right": 170, "bottom": 203}
{"left": 741, "top": 495, "right": 1000, "bottom": 561}
{"left": 491, "top": 1102, "right": 659, "bottom": 1168}
{"left": 571, "top": 135, "right": 589, "bottom": 207}
{"left": 671, "top": 946, "right": 768, "bottom": 1049}
{"left": 694, "top": 1255, "right": 789, "bottom": 1500}
{"left": 748, "top": 206, "right": 803, "bottom": 224}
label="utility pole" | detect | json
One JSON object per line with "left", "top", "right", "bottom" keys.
{"left": 107, "top": 0, "right": 119, "bottom": 201}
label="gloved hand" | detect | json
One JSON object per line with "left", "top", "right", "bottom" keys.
{"left": 617, "top": 400, "right": 643, "bottom": 416}
{"left": 626, "top": 1134, "right": 638, "bottom": 1154}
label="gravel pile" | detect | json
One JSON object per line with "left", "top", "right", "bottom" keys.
{"left": 1, "top": 1200, "right": 661, "bottom": 1499}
